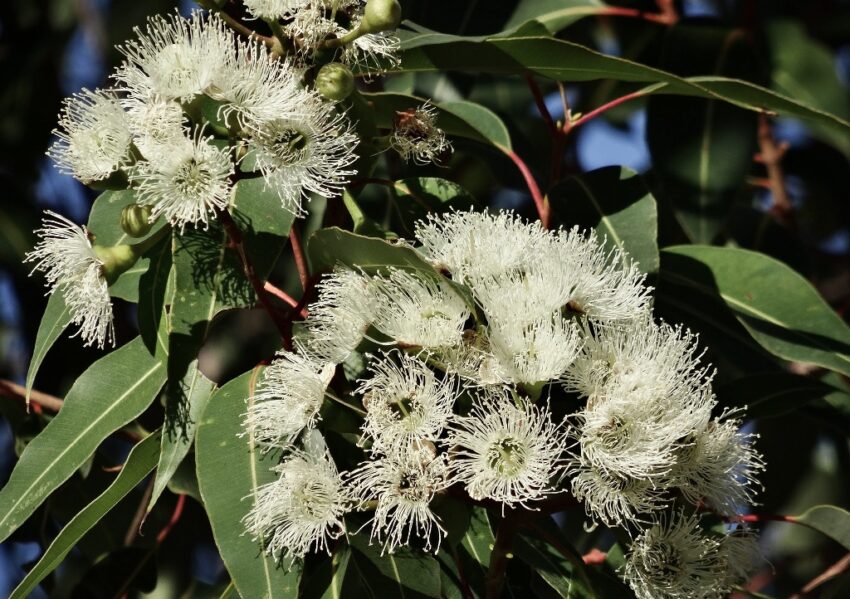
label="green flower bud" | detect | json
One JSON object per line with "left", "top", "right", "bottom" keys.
{"left": 360, "top": 0, "right": 402, "bottom": 34}
{"left": 315, "top": 63, "right": 355, "bottom": 101}
{"left": 93, "top": 244, "right": 138, "bottom": 284}
{"left": 120, "top": 203, "right": 154, "bottom": 238}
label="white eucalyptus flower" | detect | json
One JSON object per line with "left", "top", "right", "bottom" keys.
{"left": 248, "top": 99, "right": 358, "bottom": 215}
{"left": 244, "top": 431, "right": 350, "bottom": 559}
{"left": 358, "top": 351, "right": 458, "bottom": 452}
{"left": 486, "top": 314, "right": 582, "bottom": 385}
{"left": 25, "top": 212, "right": 114, "bottom": 348}
{"left": 210, "top": 39, "right": 306, "bottom": 131}
{"left": 569, "top": 468, "right": 667, "bottom": 527}
{"left": 719, "top": 528, "right": 762, "bottom": 589}
{"left": 348, "top": 443, "right": 450, "bottom": 553}
{"left": 672, "top": 413, "right": 764, "bottom": 515}
{"left": 554, "top": 227, "right": 650, "bottom": 323}
{"left": 129, "top": 127, "right": 234, "bottom": 231}
{"left": 114, "top": 11, "right": 234, "bottom": 102}
{"left": 623, "top": 511, "right": 729, "bottom": 599}
{"left": 390, "top": 103, "right": 451, "bottom": 165}
{"left": 372, "top": 269, "right": 470, "bottom": 349}
{"left": 414, "top": 210, "right": 552, "bottom": 284}
{"left": 121, "top": 95, "right": 186, "bottom": 158}
{"left": 47, "top": 88, "right": 132, "bottom": 184}
{"left": 243, "top": 0, "right": 305, "bottom": 20}
{"left": 446, "top": 391, "right": 568, "bottom": 508}
{"left": 303, "top": 268, "right": 376, "bottom": 363}
{"left": 244, "top": 350, "right": 336, "bottom": 447}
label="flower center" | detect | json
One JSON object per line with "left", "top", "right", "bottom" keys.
{"left": 173, "top": 157, "right": 214, "bottom": 196}
{"left": 487, "top": 436, "right": 527, "bottom": 477}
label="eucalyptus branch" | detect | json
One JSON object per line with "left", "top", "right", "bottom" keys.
{"left": 0, "top": 379, "right": 64, "bottom": 413}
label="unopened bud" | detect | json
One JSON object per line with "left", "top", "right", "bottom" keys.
{"left": 360, "top": 0, "right": 402, "bottom": 34}
{"left": 315, "top": 63, "right": 355, "bottom": 101}
{"left": 93, "top": 244, "right": 138, "bottom": 284}
{"left": 120, "top": 203, "right": 153, "bottom": 238}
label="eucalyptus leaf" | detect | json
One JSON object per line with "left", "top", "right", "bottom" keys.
{"left": 794, "top": 505, "right": 850, "bottom": 551}
{"left": 24, "top": 289, "right": 71, "bottom": 404}
{"left": 9, "top": 431, "right": 162, "bottom": 599}
{"left": 0, "top": 336, "right": 166, "bottom": 542}
{"left": 660, "top": 246, "right": 850, "bottom": 377}
{"left": 196, "top": 368, "right": 302, "bottom": 598}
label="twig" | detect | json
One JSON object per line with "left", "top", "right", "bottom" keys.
{"left": 124, "top": 476, "right": 155, "bottom": 546}
{"left": 582, "top": 548, "right": 608, "bottom": 565}
{"left": 0, "top": 379, "right": 64, "bottom": 412}
{"left": 289, "top": 224, "right": 309, "bottom": 291}
{"left": 485, "top": 510, "right": 522, "bottom": 599}
{"left": 602, "top": 6, "right": 678, "bottom": 25}
{"left": 726, "top": 513, "right": 796, "bottom": 524}
{"left": 564, "top": 89, "right": 647, "bottom": 134}
{"left": 198, "top": 1, "right": 276, "bottom": 49}
{"left": 156, "top": 494, "right": 186, "bottom": 544}
{"left": 218, "top": 209, "right": 293, "bottom": 349}
{"left": 524, "top": 73, "right": 558, "bottom": 139}
{"left": 791, "top": 552, "right": 850, "bottom": 598}
{"left": 500, "top": 147, "right": 550, "bottom": 228}
{"left": 655, "top": 0, "right": 680, "bottom": 24}
{"left": 263, "top": 281, "right": 309, "bottom": 318}
{"left": 756, "top": 114, "right": 792, "bottom": 213}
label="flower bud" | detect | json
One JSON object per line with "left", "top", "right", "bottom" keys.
{"left": 360, "top": 0, "right": 402, "bottom": 34}
{"left": 93, "top": 244, "right": 138, "bottom": 284}
{"left": 120, "top": 203, "right": 153, "bottom": 238}
{"left": 315, "top": 63, "right": 355, "bottom": 101}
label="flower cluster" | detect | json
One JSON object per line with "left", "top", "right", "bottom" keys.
{"left": 243, "top": 210, "right": 765, "bottom": 597}
{"left": 30, "top": 7, "right": 402, "bottom": 346}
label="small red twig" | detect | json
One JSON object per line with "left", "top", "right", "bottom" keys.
{"left": 156, "top": 494, "right": 186, "bottom": 544}
{"left": 756, "top": 114, "right": 792, "bottom": 214}
{"left": 289, "top": 225, "right": 309, "bottom": 291}
{"left": 791, "top": 552, "right": 850, "bottom": 598}
{"left": 524, "top": 73, "right": 558, "bottom": 139}
{"left": 502, "top": 148, "right": 550, "bottom": 228}
{"left": 263, "top": 281, "right": 309, "bottom": 318}
{"left": 564, "top": 90, "right": 648, "bottom": 133}
{"left": 0, "top": 378, "right": 64, "bottom": 413}
{"left": 582, "top": 548, "right": 608, "bottom": 565}
{"left": 726, "top": 513, "right": 796, "bottom": 524}
{"left": 602, "top": 6, "right": 678, "bottom": 25}
{"left": 219, "top": 209, "right": 293, "bottom": 349}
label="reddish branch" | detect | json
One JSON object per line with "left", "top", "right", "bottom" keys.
{"left": 156, "top": 494, "right": 187, "bottom": 544}
{"left": 263, "top": 281, "right": 309, "bottom": 318}
{"left": 524, "top": 73, "right": 558, "bottom": 139}
{"left": 791, "top": 552, "right": 850, "bottom": 598}
{"left": 218, "top": 209, "right": 293, "bottom": 349}
{"left": 756, "top": 114, "right": 792, "bottom": 214}
{"left": 603, "top": 6, "right": 678, "bottom": 25}
{"left": 0, "top": 379, "right": 64, "bottom": 412}
{"left": 564, "top": 90, "right": 648, "bottom": 133}
{"left": 289, "top": 224, "right": 310, "bottom": 291}
{"left": 502, "top": 148, "right": 550, "bottom": 228}
{"left": 726, "top": 513, "right": 796, "bottom": 524}
{"left": 582, "top": 548, "right": 608, "bottom": 565}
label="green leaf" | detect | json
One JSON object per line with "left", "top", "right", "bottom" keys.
{"left": 345, "top": 533, "right": 442, "bottom": 598}
{"left": 647, "top": 25, "right": 759, "bottom": 243}
{"left": 461, "top": 507, "right": 494, "bottom": 570}
{"left": 392, "top": 36, "right": 850, "bottom": 140}
{"left": 767, "top": 20, "right": 850, "bottom": 155}
{"left": 660, "top": 246, "right": 850, "bottom": 377}
{"left": 364, "top": 93, "right": 512, "bottom": 149}
{"left": 716, "top": 372, "right": 846, "bottom": 419}
{"left": 149, "top": 362, "right": 216, "bottom": 512}
{"left": 196, "top": 368, "right": 301, "bottom": 598}
{"left": 231, "top": 176, "right": 296, "bottom": 278}
{"left": 24, "top": 289, "right": 71, "bottom": 403}
{"left": 513, "top": 533, "right": 595, "bottom": 599}
{"left": 0, "top": 336, "right": 166, "bottom": 542}
{"left": 9, "top": 431, "right": 162, "bottom": 599}
{"left": 137, "top": 235, "right": 174, "bottom": 355}
{"left": 504, "top": 0, "right": 610, "bottom": 32}
{"left": 308, "top": 226, "right": 436, "bottom": 275}
{"left": 794, "top": 505, "right": 850, "bottom": 551}
{"left": 549, "top": 166, "right": 659, "bottom": 273}
{"left": 301, "top": 545, "right": 352, "bottom": 599}
{"left": 87, "top": 189, "right": 164, "bottom": 247}
{"left": 388, "top": 177, "right": 476, "bottom": 238}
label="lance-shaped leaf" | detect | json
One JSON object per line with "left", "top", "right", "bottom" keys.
{"left": 148, "top": 362, "right": 216, "bottom": 512}
{"left": 660, "top": 246, "right": 850, "bottom": 377}
{"left": 308, "top": 226, "right": 437, "bottom": 275}
{"left": 24, "top": 289, "right": 71, "bottom": 404}
{"left": 716, "top": 372, "right": 848, "bottom": 420}
{"left": 549, "top": 166, "right": 659, "bottom": 273}
{"left": 793, "top": 505, "right": 850, "bottom": 551}
{"left": 9, "top": 431, "right": 162, "bottom": 599}
{"left": 505, "top": 0, "right": 615, "bottom": 32}
{"left": 0, "top": 336, "right": 166, "bottom": 542}
{"left": 391, "top": 36, "right": 850, "bottom": 140}
{"left": 343, "top": 533, "right": 442, "bottom": 598}
{"left": 196, "top": 368, "right": 301, "bottom": 598}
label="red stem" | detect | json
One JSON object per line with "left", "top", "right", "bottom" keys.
{"left": 564, "top": 90, "right": 647, "bottom": 133}
{"left": 156, "top": 494, "right": 186, "bottom": 544}
{"left": 502, "top": 148, "right": 550, "bottom": 228}
{"left": 524, "top": 73, "right": 558, "bottom": 139}
{"left": 727, "top": 513, "right": 796, "bottom": 524}
{"left": 219, "top": 209, "right": 293, "bottom": 349}
{"left": 264, "top": 281, "right": 309, "bottom": 318}
{"left": 290, "top": 225, "right": 309, "bottom": 291}
{"left": 602, "top": 6, "right": 677, "bottom": 25}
